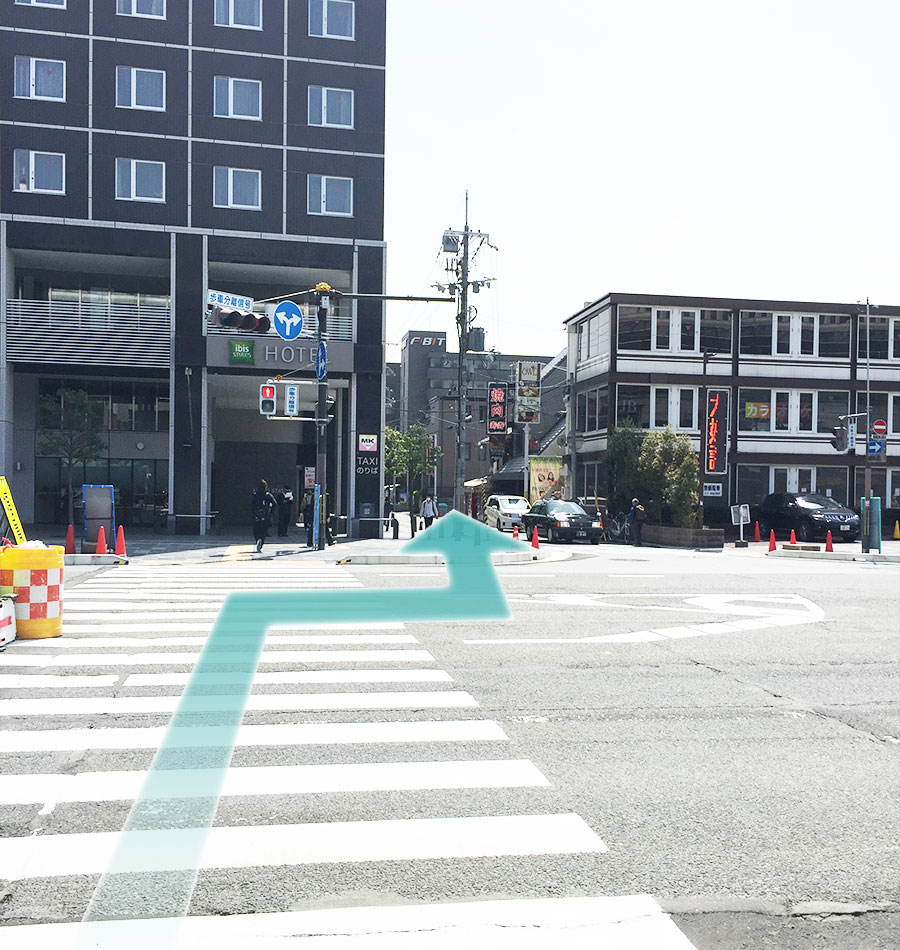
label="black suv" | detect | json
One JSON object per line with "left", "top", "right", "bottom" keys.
{"left": 754, "top": 493, "right": 860, "bottom": 542}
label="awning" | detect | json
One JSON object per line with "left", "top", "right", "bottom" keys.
{"left": 464, "top": 477, "right": 487, "bottom": 488}
{"left": 492, "top": 457, "right": 526, "bottom": 479}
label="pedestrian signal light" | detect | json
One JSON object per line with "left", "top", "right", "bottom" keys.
{"left": 259, "top": 384, "right": 276, "bottom": 416}
{"left": 830, "top": 424, "right": 848, "bottom": 452}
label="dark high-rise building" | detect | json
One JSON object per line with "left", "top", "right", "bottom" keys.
{"left": 1, "top": 0, "right": 386, "bottom": 535}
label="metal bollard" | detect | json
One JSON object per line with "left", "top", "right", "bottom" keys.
{"left": 391, "top": 517, "right": 399, "bottom": 540}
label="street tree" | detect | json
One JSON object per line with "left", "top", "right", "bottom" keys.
{"left": 637, "top": 426, "right": 699, "bottom": 527}
{"left": 604, "top": 422, "right": 645, "bottom": 513}
{"left": 37, "top": 387, "right": 107, "bottom": 527}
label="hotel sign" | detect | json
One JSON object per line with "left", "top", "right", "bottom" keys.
{"left": 705, "top": 389, "right": 729, "bottom": 475}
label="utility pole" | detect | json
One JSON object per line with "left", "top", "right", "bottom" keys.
{"left": 434, "top": 194, "right": 495, "bottom": 513}
{"left": 315, "top": 285, "right": 330, "bottom": 550}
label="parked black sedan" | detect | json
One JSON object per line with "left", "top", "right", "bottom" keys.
{"left": 753, "top": 492, "right": 860, "bottom": 542}
{"left": 520, "top": 499, "right": 604, "bottom": 544}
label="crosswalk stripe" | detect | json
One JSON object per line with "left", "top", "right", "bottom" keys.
{"left": 1, "top": 648, "right": 435, "bottom": 668}
{"left": 2, "top": 813, "right": 606, "bottom": 880}
{"left": 18, "top": 634, "right": 418, "bottom": 648}
{"left": 0, "top": 674, "right": 120, "bottom": 689}
{"left": 0, "top": 759, "right": 549, "bottom": 805}
{"left": 0, "top": 719, "right": 509, "bottom": 752}
{"left": 61, "top": 602, "right": 231, "bottom": 611}
{"left": 124, "top": 669, "right": 452, "bottom": 686}
{"left": 0, "top": 897, "right": 698, "bottom": 950}
{"left": 0, "top": 690, "right": 479, "bottom": 716}
{"left": 56, "top": 622, "right": 406, "bottom": 633}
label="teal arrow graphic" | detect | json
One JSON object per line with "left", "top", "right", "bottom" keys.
{"left": 82, "top": 513, "right": 524, "bottom": 928}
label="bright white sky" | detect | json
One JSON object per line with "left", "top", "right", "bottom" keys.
{"left": 382, "top": 0, "right": 900, "bottom": 360}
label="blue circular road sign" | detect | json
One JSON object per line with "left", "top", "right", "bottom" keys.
{"left": 273, "top": 301, "right": 304, "bottom": 341}
{"left": 316, "top": 341, "right": 328, "bottom": 380}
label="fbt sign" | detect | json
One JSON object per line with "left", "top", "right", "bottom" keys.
{"left": 403, "top": 335, "right": 446, "bottom": 348}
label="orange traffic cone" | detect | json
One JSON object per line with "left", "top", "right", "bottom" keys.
{"left": 96, "top": 525, "right": 107, "bottom": 555}
{"left": 115, "top": 525, "right": 127, "bottom": 557}
{"left": 512, "top": 524, "right": 519, "bottom": 540}
{"left": 768, "top": 530, "right": 776, "bottom": 553}
{"left": 753, "top": 521, "right": 761, "bottom": 543}
{"left": 789, "top": 529, "right": 797, "bottom": 545}
{"left": 65, "top": 524, "right": 75, "bottom": 555}
{"left": 825, "top": 530, "right": 833, "bottom": 552}
{"left": 893, "top": 520, "right": 900, "bottom": 540}
{"left": 531, "top": 527, "right": 540, "bottom": 549}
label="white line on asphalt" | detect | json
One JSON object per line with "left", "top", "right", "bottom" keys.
{"left": 21, "top": 635, "right": 418, "bottom": 648}
{"left": 0, "top": 759, "right": 549, "bottom": 806}
{"left": 0, "top": 674, "right": 120, "bottom": 689}
{"left": 1, "top": 813, "right": 606, "bottom": 880}
{"left": 0, "top": 691, "right": 479, "bottom": 716}
{"left": 0, "top": 719, "right": 509, "bottom": 753}
{"left": 124, "top": 669, "right": 452, "bottom": 687}
{"left": 378, "top": 572, "right": 443, "bottom": 576}
{"left": 1, "top": 649, "right": 436, "bottom": 668}
{"left": 0, "top": 896, "right": 699, "bottom": 950}
{"left": 607, "top": 573, "right": 665, "bottom": 577}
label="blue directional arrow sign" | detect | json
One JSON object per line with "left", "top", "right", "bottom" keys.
{"left": 868, "top": 439, "right": 884, "bottom": 455}
{"left": 272, "top": 300, "right": 304, "bottom": 341}
{"left": 316, "top": 340, "right": 328, "bottom": 379}
{"left": 82, "top": 513, "right": 525, "bottom": 932}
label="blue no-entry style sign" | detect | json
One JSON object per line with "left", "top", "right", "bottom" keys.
{"left": 272, "top": 301, "right": 304, "bottom": 341}
{"left": 316, "top": 340, "right": 328, "bottom": 380}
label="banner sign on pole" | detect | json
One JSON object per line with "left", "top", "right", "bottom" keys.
{"left": 487, "top": 381, "right": 508, "bottom": 434}
{"left": 515, "top": 361, "right": 542, "bottom": 424}
{"left": 705, "top": 389, "right": 729, "bottom": 475}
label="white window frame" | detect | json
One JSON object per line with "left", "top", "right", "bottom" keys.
{"left": 215, "top": 0, "right": 262, "bottom": 30}
{"left": 213, "top": 165, "right": 261, "bottom": 210}
{"left": 651, "top": 307, "right": 671, "bottom": 351}
{"left": 116, "top": 66, "right": 166, "bottom": 111}
{"left": 115, "top": 157, "right": 165, "bottom": 203}
{"left": 15, "top": 0, "right": 66, "bottom": 7}
{"left": 308, "top": 0, "right": 355, "bottom": 40}
{"left": 677, "top": 309, "right": 699, "bottom": 353}
{"left": 14, "top": 56, "right": 66, "bottom": 101}
{"left": 116, "top": 0, "right": 166, "bottom": 17}
{"left": 307, "top": 174, "right": 353, "bottom": 217}
{"left": 13, "top": 149, "right": 65, "bottom": 194}
{"left": 774, "top": 313, "right": 792, "bottom": 356}
{"left": 676, "top": 387, "right": 697, "bottom": 430}
{"left": 307, "top": 85, "right": 354, "bottom": 129}
{"left": 214, "top": 76, "right": 263, "bottom": 120}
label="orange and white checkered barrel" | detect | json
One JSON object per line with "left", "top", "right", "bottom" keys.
{"left": 0, "top": 545, "right": 64, "bottom": 639}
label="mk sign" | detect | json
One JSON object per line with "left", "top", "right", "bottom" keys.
{"left": 705, "top": 389, "right": 729, "bottom": 475}
{"left": 487, "top": 381, "right": 508, "bottom": 434}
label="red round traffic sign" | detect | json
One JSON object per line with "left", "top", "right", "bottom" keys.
{"left": 872, "top": 419, "right": 887, "bottom": 437}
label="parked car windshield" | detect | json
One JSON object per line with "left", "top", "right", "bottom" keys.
{"left": 795, "top": 494, "right": 843, "bottom": 510}
{"left": 547, "top": 501, "right": 588, "bottom": 515}
{"left": 500, "top": 497, "right": 529, "bottom": 509}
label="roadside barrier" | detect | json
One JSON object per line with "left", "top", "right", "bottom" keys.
{"left": 753, "top": 521, "right": 761, "bottom": 542}
{"left": 0, "top": 543, "right": 64, "bottom": 639}
{"left": 789, "top": 529, "right": 797, "bottom": 545}
{"left": 512, "top": 524, "right": 519, "bottom": 540}
{"left": 96, "top": 525, "right": 107, "bottom": 555}
{"left": 894, "top": 520, "right": 900, "bottom": 540}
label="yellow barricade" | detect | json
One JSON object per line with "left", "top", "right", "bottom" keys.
{"left": 0, "top": 545, "right": 64, "bottom": 639}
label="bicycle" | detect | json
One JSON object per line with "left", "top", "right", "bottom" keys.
{"left": 605, "top": 511, "right": 632, "bottom": 544}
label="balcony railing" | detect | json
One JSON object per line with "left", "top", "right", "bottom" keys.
{"left": 5, "top": 299, "right": 172, "bottom": 368}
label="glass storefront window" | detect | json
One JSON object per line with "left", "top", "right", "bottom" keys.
{"left": 816, "top": 391, "right": 849, "bottom": 433}
{"left": 737, "top": 464, "right": 769, "bottom": 505}
{"left": 110, "top": 382, "right": 134, "bottom": 430}
{"left": 157, "top": 392, "right": 170, "bottom": 432}
{"left": 774, "top": 392, "right": 789, "bottom": 431}
{"left": 617, "top": 385, "right": 650, "bottom": 428}
{"left": 815, "top": 466, "right": 848, "bottom": 506}
{"left": 739, "top": 388, "right": 771, "bottom": 432}
{"left": 618, "top": 306, "right": 651, "bottom": 350}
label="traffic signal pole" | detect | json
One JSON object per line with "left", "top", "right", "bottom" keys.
{"left": 316, "top": 292, "right": 328, "bottom": 550}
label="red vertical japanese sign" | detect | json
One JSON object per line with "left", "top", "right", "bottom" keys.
{"left": 705, "top": 389, "right": 729, "bottom": 475}
{"left": 487, "top": 382, "right": 508, "bottom": 434}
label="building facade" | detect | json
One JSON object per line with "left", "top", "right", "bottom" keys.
{"left": 1, "top": 0, "right": 386, "bottom": 535}
{"left": 565, "top": 293, "right": 900, "bottom": 512}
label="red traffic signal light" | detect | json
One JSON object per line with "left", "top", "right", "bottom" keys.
{"left": 259, "top": 384, "right": 276, "bottom": 415}
{"left": 216, "top": 308, "right": 270, "bottom": 333}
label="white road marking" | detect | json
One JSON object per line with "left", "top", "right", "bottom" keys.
{"left": 0, "top": 719, "right": 508, "bottom": 753}
{"left": 124, "top": 669, "right": 452, "bottom": 687}
{"left": 0, "top": 759, "right": 548, "bottom": 805}
{"left": 58, "top": 622, "right": 406, "bottom": 633}
{"left": 0, "top": 691, "right": 479, "bottom": 716}
{"left": 0, "top": 674, "right": 120, "bottom": 689}
{"left": 1, "top": 813, "right": 605, "bottom": 880}
{"left": 61, "top": 603, "right": 232, "bottom": 611}
{"left": 21, "top": 635, "right": 418, "bottom": 648}
{"left": 1, "top": 649, "right": 436, "bottom": 668}
{"left": 0, "top": 896, "right": 698, "bottom": 950}
{"left": 607, "top": 573, "right": 665, "bottom": 577}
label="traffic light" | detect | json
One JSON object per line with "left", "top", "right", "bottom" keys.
{"left": 830, "top": 424, "right": 848, "bottom": 452}
{"left": 214, "top": 308, "right": 271, "bottom": 333}
{"left": 259, "top": 384, "right": 276, "bottom": 416}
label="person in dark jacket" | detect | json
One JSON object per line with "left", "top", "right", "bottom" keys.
{"left": 251, "top": 480, "right": 276, "bottom": 552}
{"left": 276, "top": 486, "right": 293, "bottom": 537}
{"left": 626, "top": 497, "right": 646, "bottom": 547}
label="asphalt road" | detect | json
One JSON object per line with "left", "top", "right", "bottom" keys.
{"left": 0, "top": 533, "right": 897, "bottom": 948}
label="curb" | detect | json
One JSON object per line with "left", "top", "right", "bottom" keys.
{"left": 768, "top": 549, "right": 899, "bottom": 564}
{"left": 64, "top": 554, "right": 129, "bottom": 566}
{"left": 337, "top": 551, "right": 548, "bottom": 566}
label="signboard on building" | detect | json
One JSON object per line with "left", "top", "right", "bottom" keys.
{"left": 705, "top": 389, "right": 729, "bottom": 475}
{"left": 515, "top": 361, "right": 542, "bottom": 423}
{"left": 229, "top": 339, "right": 254, "bottom": 365}
{"left": 743, "top": 401, "right": 770, "bottom": 420}
{"left": 529, "top": 457, "right": 562, "bottom": 503}
{"left": 487, "top": 381, "right": 508, "bottom": 434}
{"left": 358, "top": 434, "right": 378, "bottom": 453}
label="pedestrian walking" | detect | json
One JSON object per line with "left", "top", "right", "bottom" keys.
{"left": 421, "top": 493, "right": 438, "bottom": 529}
{"left": 626, "top": 497, "right": 646, "bottom": 547}
{"left": 250, "top": 479, "right": 277, "bottom": 552}
{"left": 303, "top": 492, "right": 315, "bottom": 547}
{"left": 275, "top": 485, "right": 293, "bottom": 537}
